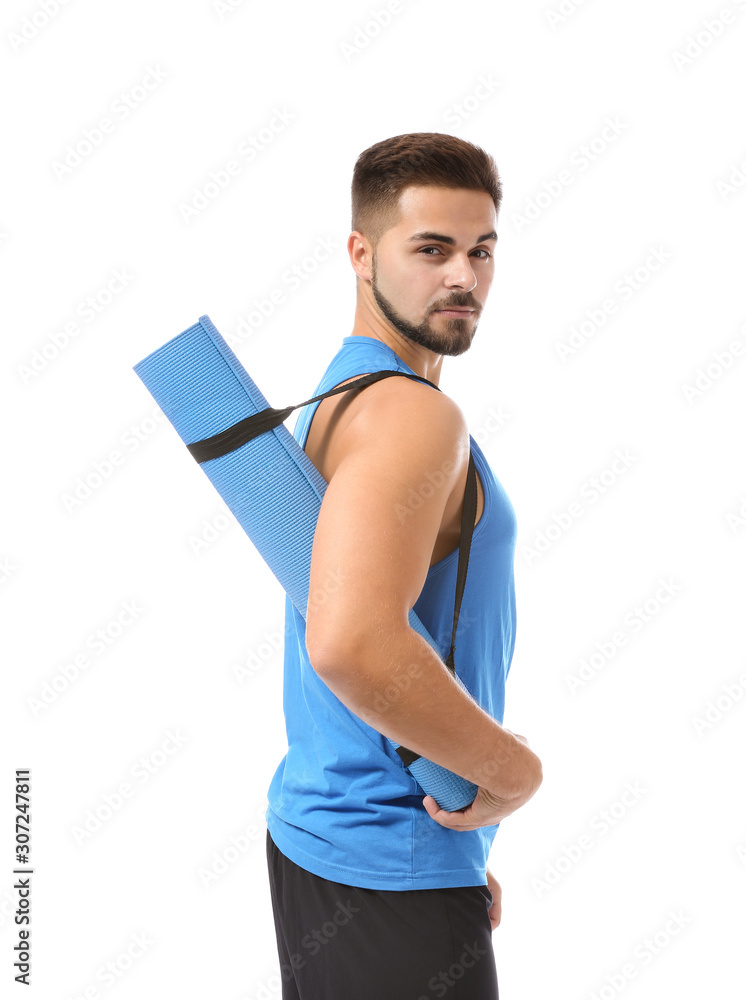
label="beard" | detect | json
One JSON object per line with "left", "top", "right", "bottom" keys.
{"left": 370, "top": 257, "right": 478, "bottom": 358}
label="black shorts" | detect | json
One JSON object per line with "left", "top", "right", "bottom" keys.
{"left": 266, "top": 829, "right": 499, "bottom": 1000}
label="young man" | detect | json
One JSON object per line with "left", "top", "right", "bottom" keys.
{"left": 265, "top": 133, "right": 542, "bottom": 999}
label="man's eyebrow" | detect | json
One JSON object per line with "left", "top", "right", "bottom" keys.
{"left": 406, "top": 230, "right": 498, "bottom": 245}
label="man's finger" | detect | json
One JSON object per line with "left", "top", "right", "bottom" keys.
{"left": 422, "top": 795, "right": 454, "bottom": 824}
{"left": 422, "top": 796, "right": 480, "bottom": 830}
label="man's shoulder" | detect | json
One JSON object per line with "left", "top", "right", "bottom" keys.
{"left": 335, "top": 369, "right": 468, "bottom": 469}
{"left": 339, "top": 366, "right": 463, "bottom": 430}
{"left": 305, "top": 364, "right": 467, "bottom": 486}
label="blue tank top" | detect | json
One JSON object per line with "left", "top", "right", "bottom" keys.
{"left": 266, "top": 335, "right": 518, "bottom": 890}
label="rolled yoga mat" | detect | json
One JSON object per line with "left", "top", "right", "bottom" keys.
{"left": 133, "top": 314, "right": 478, "bottom": 812}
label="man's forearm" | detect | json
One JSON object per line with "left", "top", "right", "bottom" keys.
{"left": 311, "top": 625, "right": 542, "bottom": 803}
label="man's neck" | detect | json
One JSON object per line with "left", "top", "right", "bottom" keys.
{"left": 348, "top": 316, "right": 444, "bottom": 386}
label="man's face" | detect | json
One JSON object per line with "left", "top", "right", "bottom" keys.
{"left": 369, "top": 185, "right": 497, "bottom": 357}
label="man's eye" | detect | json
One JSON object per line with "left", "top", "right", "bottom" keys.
{"left": 418, "top": 247, "right": 493, "bottom": 259}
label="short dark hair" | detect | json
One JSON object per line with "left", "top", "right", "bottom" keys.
{"left": 351, "top": 132, "right": 502, "bottom": 248}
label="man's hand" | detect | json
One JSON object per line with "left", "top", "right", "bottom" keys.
{"left": 422, "top": 784, "right": 528, "bottom": 831}
{"left": 486, "top": 867, "right": 502, "bottom": 930}
{"left": 421, "top": 726, "right": 539, "bottom": 830}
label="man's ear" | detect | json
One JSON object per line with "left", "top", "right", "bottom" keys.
{"left": 348, "top": 231, "right": 373, "bottom": 282}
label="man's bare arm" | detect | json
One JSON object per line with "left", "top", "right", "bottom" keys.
{"left": 305, "top": 379, "right": 542, "bottom": 825}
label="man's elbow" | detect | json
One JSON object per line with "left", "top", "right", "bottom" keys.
{"left": 306, "top": 595, "right": 402, "bottom": 674}
{"left": 306, "top": 627, "right": 367, "bottom": 682}
{"left": 306, "top": 623, "right": 401, "bottom": 703}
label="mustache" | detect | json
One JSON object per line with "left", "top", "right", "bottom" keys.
{"left": 433, "top": 300, "right": 479, "bottom": 310}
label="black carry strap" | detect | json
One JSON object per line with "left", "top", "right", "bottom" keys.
{"left": 186, "top": 367, "right": 478, "bottom": 769}
{"left": 394, "top": 448, "right": 477, "bottom": 768}
{"left": 187, "top": 369, "right": 438, "bottom": 463}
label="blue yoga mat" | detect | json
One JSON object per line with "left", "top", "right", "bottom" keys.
{"left": 133, "top": 314, "right": 478, "bottom": 812}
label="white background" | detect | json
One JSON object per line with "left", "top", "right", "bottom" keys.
{"left": 2, "top": 1, "right": 745, "bottom": 997}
